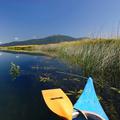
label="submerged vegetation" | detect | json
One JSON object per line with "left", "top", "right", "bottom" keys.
{"left": 10, "top": 62, "right": 20, "bottom": 80}
{"left": 66, "top": 89, "right": 83, "bottom": 99}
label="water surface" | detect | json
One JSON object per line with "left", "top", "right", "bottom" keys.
{"left": 0, "top": 52, "right": 84, "bottom": 120}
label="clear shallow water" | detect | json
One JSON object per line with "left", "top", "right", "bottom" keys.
{"left": 0, "top": 52, "right": 84, "bottom": 120}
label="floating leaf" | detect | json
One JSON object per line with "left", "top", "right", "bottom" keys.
{"left": 66, "top": 89, "right": 83, "bottom": 99}
{"left": 39, "top": 76, "right": 51, "bottom": 83}
{"left": 110, "top": 87, "right": 120, "bottom": 94}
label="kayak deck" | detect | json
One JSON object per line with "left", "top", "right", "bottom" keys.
{"left": 74, "top": 77, "right": 109, "bottom": 120}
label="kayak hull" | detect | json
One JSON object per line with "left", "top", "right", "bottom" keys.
{"left": 72, "top": 110, "right": 105, "bottom": 120}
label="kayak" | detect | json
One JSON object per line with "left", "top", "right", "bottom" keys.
{"left": 73, "top": 77, "right": 109, "bottom": 120}
{"left": 41, "top": 77, "right": 109, "bottom": 120}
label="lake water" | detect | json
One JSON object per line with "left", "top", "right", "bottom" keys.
{"left": 0, "top": 51, "right": 86, "bottom": 120}
{"left": 0, "top": 51, "right": 119, "bottom": 120}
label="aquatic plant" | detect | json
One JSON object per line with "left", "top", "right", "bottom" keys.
{"left": 66, "top": 89, "right": 83, "bottom": 99}
{"left": 31, "top": 65, "right": 40, "bottom": 70}
{"left": 39, "top": 76, "right": 51, "bottom": 83}
{"left": 10, "top": 62, "right": 20, "bottom": 80}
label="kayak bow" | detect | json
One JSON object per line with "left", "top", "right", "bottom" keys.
{"left": 74, "top": 77, "right": 109, "bottom": 120}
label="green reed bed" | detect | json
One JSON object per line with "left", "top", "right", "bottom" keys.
{"left": 38, "top": 39, "right": 120, "bottom": 88}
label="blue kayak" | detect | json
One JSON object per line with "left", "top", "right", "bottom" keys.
{"left": 73, "top": 77, "right": 109, "bottom": 120}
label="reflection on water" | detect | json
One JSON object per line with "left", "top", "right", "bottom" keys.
{"left": 0, "top": 52, "right": 82, "bottom": 120}
{"left": 15, "top": 55, "right": 20, "bottom": 58}
{"left": 0, "top": 52, "right": 2, "bottom": 56}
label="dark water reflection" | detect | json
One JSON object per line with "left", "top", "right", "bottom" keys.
{"left": 0, "top": 52, "right": 84, "bottom": 120}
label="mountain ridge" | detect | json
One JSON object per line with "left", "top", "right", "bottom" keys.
{"left": 0, "top": 35, "right": 87, "bottom": 46}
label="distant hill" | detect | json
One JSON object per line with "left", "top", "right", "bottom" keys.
{"left": 1, "top": 35, "right": 81, "bottom": 46}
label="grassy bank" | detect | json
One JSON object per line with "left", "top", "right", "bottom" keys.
{"left": 37, "top": 39, "right": 120, "bottom": 87}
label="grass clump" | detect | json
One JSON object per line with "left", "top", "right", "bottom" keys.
{"left": 36, "top": 39, "right": 120, "bottom": 88}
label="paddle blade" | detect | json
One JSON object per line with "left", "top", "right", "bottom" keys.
{"left": 42, "top": 88, "right": 73, "bottom": 120}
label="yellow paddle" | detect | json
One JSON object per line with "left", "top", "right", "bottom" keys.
{"left": 42, "top": 88, "right": 73, "bottom": 120}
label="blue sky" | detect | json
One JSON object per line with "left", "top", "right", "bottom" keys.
{"left": 0, "top": 0, "right": 120, "bottom": 43}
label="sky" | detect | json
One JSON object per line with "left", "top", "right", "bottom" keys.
{"left": 0, "top": 0, "right": 120, "bottom": 43}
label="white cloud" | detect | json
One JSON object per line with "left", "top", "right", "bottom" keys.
{"left": 14, "top": 37, "right": 19, "bottom": 41}
{"left": 0, "top": 42, "right": 2, "bottom": 44}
